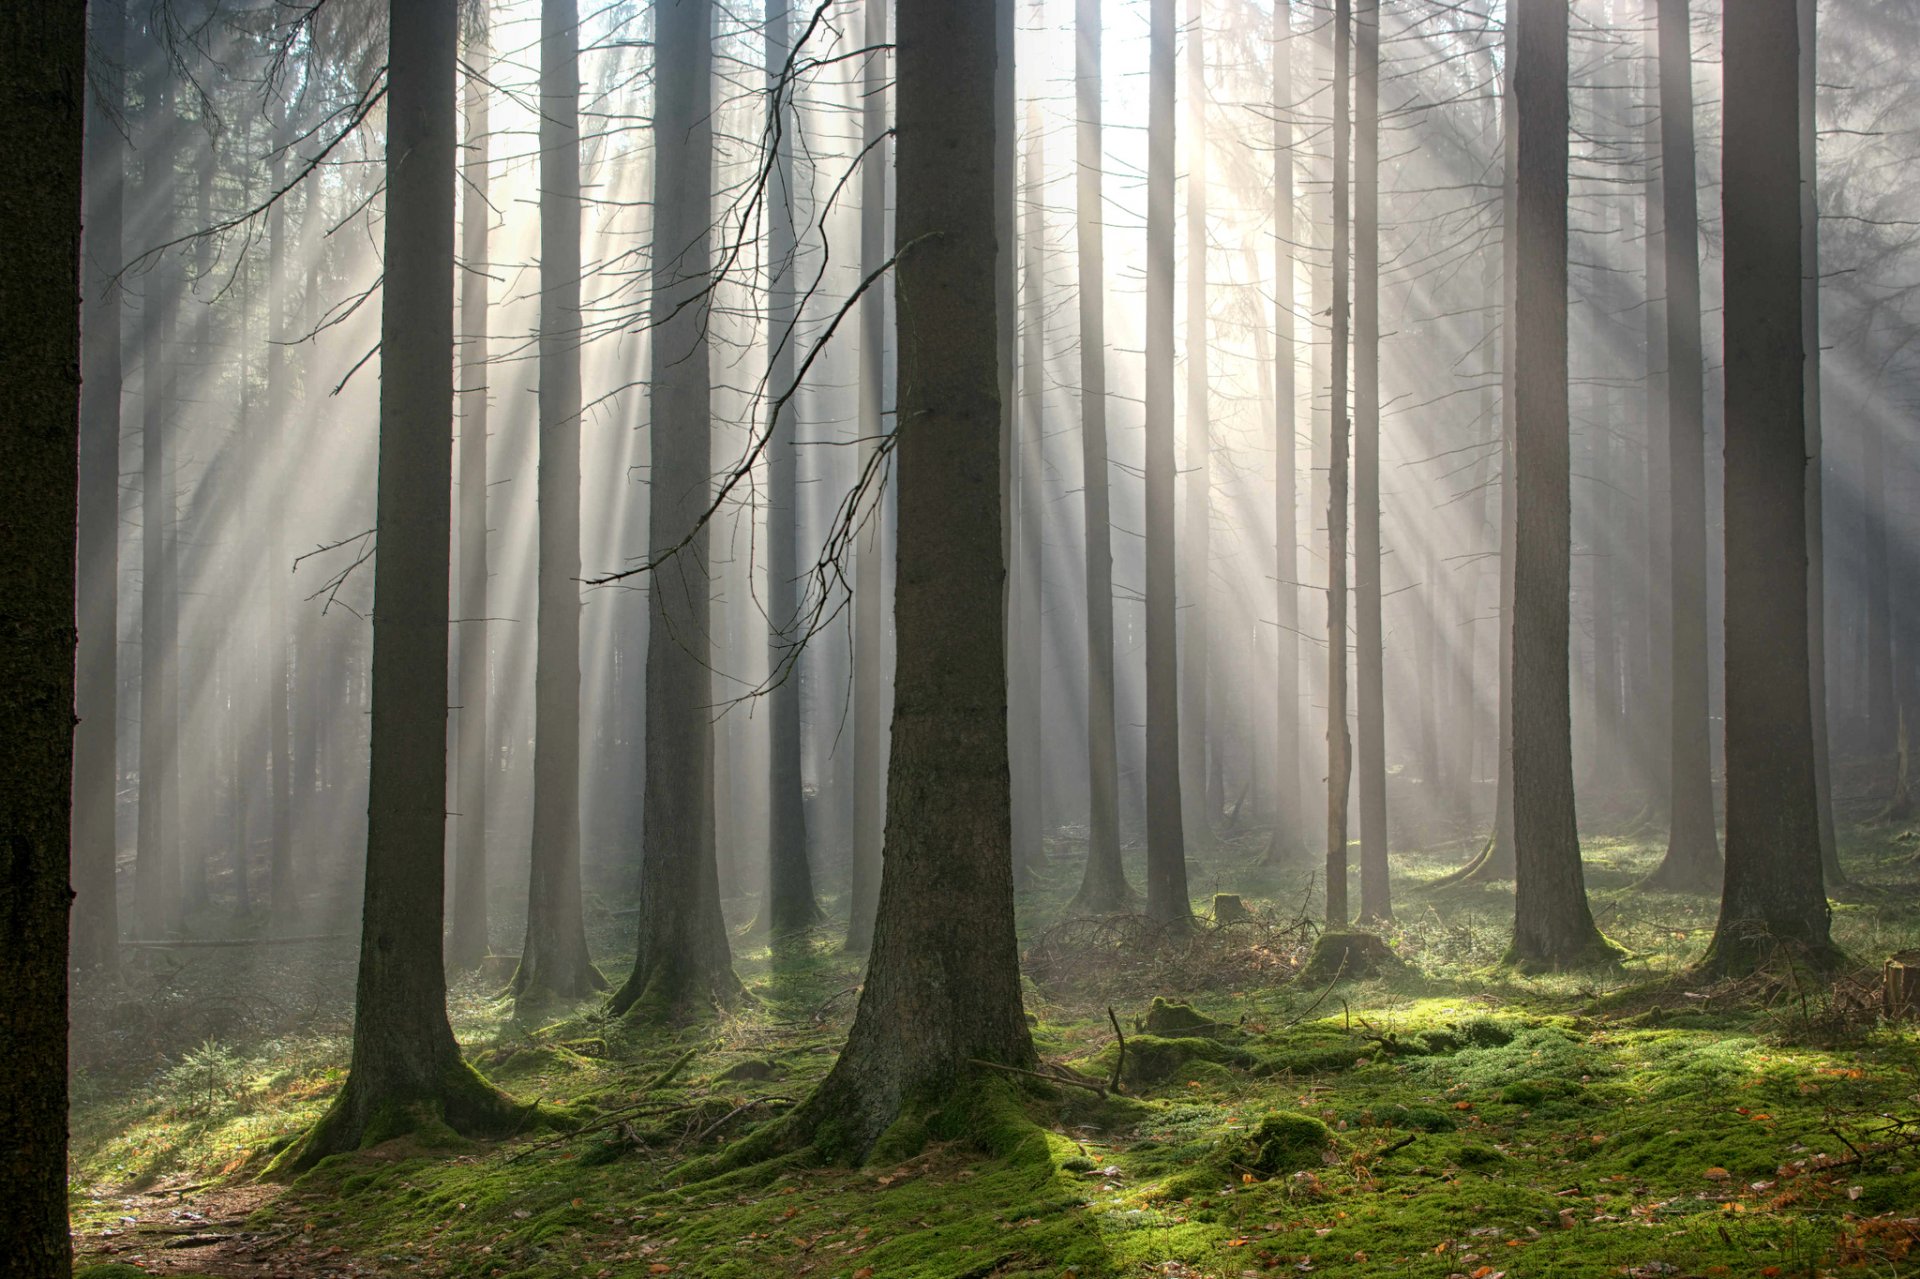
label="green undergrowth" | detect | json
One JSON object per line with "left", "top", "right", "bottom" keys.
{"left": 69, "top": 826, "right": 1920, "bottom": 1276}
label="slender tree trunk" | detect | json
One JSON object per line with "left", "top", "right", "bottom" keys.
{"left": 1014, "top": 92, "right": 1046, "bottom": 880}
{"left": 845, "top": 0, "right": 889, "bottom": 953}
{"left": 763, "top": 0, "right": 822, "bottom": 939}
{"left": 1324, "top": 0, "right": 1352, "bottom": 927}
{"left": 449, "top": 14, "right": 493, "bottom": 970}
{"left": 1180, "top": 0, "right": 1212, "bottom": 843}
{"left": 285, "top": 0, "right": 519, "bottom": 1169}
{"left": 514, "top": 0, "right": 603, "bottom": 1004}
{"left": 1639, "top": 0, "right": 1673, "bottom": 827}
{"left": 1145, "top": 0, "right": 1191, "bottom": 927}
{"left": 1267, "top": 0, "right": 1304, "bottom": 865}
{"left": 611, "top": 0, "right": 741, "bottom": 1017}
{"left": 1069, "top": 0, "right": 1132, "bottom": 913}
{"left": 0, "top": 8, "right": 85, "bottom": 1274}
{"left": 266, "top": 114, "right": 298, "bottom": 926}
{"left": 1507, "top": 0, "right": 1611, "bottom": 971}
{"left": 1645, "top": 0, "right": 1722, "bottom": 892}
{"left": 1702, "top": 0, "right": 1840, "bottom": 977}
{"left": 74, "top": 0, "right": 126, "bottom": 976}
{"left": 790, "top": 0, "right": 1035, "bottom": 1158}
{"left": 1353, "top": 0, "right": 1388, "bottom": 924}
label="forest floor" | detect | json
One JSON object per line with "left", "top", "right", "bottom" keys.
{"left": 68, "top": 813, "right": 1920, "bottom": 1279}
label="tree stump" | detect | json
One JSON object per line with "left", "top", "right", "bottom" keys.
{"left": 1213, "top": 893, "right": 1250, "bottom": 925}
{"left": 1885, "top": 952, "right": 1920, "bottom": 1021}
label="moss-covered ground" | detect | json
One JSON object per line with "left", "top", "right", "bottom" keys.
{"left": 70, "top": 823, "right": 1920, "bottom": 1277}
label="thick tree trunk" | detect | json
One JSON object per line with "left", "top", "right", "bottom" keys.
{"left": 0, "top": 7, "right": 85, "bottom": 1273}
{"left": 792, "top": 0, "right": 1036, "bottom": 1158}
{"left": 845, "top": 0, "right": 889, "bottom": 953}
{"left": 285, "top": 0, "right": 520, "bottom": 1168}
{"left": 763, "top": 0, "right": 822, "bottom": 940}
{"left": 1324, "top": 0, "right": 1352, "bottom": 927}
{"left": 1702, "top": 0, "right": 1840, "bottom": 978}
{"left": 612, "top": 0, "right": 741, "bottom": 1017}
{"left": 1267, "top": 0, "right": 1305, "bottom": 866}
{"left": 1068, "top": 0, "right": 1132, "bottom": 914}
{"left": 74, "top": 0, "right": 126, "bottom": 976}
{"left": 1645, "top": 0, "right": 1723, "bottom": 893}
{"left": 1144, "top": 0, "right": 1191, "bottom": 927}
{"left": 449, "top": 17, "right": 493, "bottom": 971}
{"left": 515, "top": 0, "right": 603, "bottom": 1005}
{"left": 1507, "top": 0, "right": 1612, "bottom": 971}
{"left": 1180, "top": 0, "right": 1213, "bottom": 844}
{"left": 1353, "top": 0, "right": 1388, "bottom": 925}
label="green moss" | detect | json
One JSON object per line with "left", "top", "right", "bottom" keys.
{"left": 1142, "top": 997, "right": 1240, "bottom": 1040}
{"left": 1085, "top": 1033, "right": 1248, "bottom": 1088}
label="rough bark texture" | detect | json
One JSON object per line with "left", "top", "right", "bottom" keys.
{"left": 1068, "top": 0, "right": 1132, "bottom": 914}
{"left": 792, "top": 0, "right": 1037, "bottom": 1159}
{"left": 74, "top": 0, "right": 125, "bottom": 976}
{"left": 1180, "top": 0, "right": 1213, "bottom": 843}
{"left": 450, "top": 18, "right": 492, "bottom": 972}
{"left": 0, "top": 7, "right": 84, "bottom": 1273}
{"left": 1324, "top": 0, "right": 1352, "bottom": 927}
{"left": 1507, "top": 0, "right": 1612, "bottom": 971}
{"left": 1144, "top": 0, "right": 1191, "bottom": 926}
{"left": 1702, "top": 0, "right": 1841, "bottom": 978}
{"left": 612, "top": 0, "right": 741, "bottom": 1018}
{"left": 1645, "top": 0, "right": 1722, "bottom": 893}
{"left": 515, "top": 0, "right": 603, "bottom": 1004}
{"left": 845, "top": 0, "right": 888, "bottom": 953}
{"left": 1353, "top": 0, "right": 1388, "bottom": 925}
{"left": 763, "top": 0, "right": 822, "bottom": 939}
{"left": 1267, "top": 0, "right": 1305, "bottom": 866}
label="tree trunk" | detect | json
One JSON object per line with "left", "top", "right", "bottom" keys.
{"left": 1507, "top": 0, "right": 1612, "bottom": 971}
{"left": 1353, "top": 0, "right": 1388, "bottom": 924}
{"left": 845, "top": 0, "right": 889, "bottom": 953}
{"left": 514, "top": 0, "right": 603, "bottom": 1005}
{"left": 1014, "top": 91, "right": 1046, "bottom": 882}
{"left": 1144, "top": 0, "right": 1191, "bottom": 927}
{"left": 1069, "top": 0, "right": 1132, "bottom": 913}
{"left": 1638, "top": 0, "right": 1673, "bottom": 828}
{"left": 0, "top": 7, "right": 85, "bottom": 1273}
{"left": 1701, "top": 0, "right": 1841, "bottom": 978}
{"left": 1324, "top": 0, "right": 1352, "bottom": 927}
{"left": 284, "top": 0, "right": 520, "bottom": 1169}
{"left": 1645, "top": 0, "right": 1723, "bottom": 893}
{"left": 1180, "top": 0, "right": 1213, "bottom": 844}
{"left": 611, "top": 0, "right": 741, "bottom": 1018}
{"left": 791, "top": 0, "right": 1036, "bottom": 1159}
{"left": 266, "top": 110, "right": 298, "bottom": 927}
{"left": 449, "top": 14, "right": 493, "bottom": 971}
{"left": 1267, "top": 0, "right": 1305, "bottom": 865}
{"left": 74, "top": 0, "right": 125, "bottom": 976}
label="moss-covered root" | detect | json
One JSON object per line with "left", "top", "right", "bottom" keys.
{"left": 267, "top": 1058, "right": 534, "bottom": 1177}
{"left": 1166, "top": 1111, "right": 1332, "bottom": 1198}
{"left": 1502, "top": 928, "right": 1629, "bottom": 975}
{"left": 1301, "top": 930, "right": 1401, "bottom": 983}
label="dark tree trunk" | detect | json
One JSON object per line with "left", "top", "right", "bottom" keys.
{"left": 1068, "top": 0, "right": 1132, "bottom": 914}
{"left": 1144, "top": 0, "right": 1191, "bottom": 926}
{"left": 0, "top": 7, "right": 85, "bottom": 1274}
{"left": 1638, "top": 0, "right": 1673, "bottom": 828}
{"left": 611, "top": 0, "right": 741, "bottom": 1017}
{"left": 74, "top": 0, "right": 125, "bottom": 976}
{"left": 790, "top": 0, "right": 1036, "bottom": 1158}
{"left": 1701, "top": 0, "right": 1841, "bottom": 977}
{"left": 763, "top": 0, "right": 821, "bottom": 940}
{"left": 1324, "top": 0, "right": 1352, "bottom": 927}
{"left": 1507, "top": 0, "right": 1612, "bottom": 971}
{"left": 1353, "top": 0, "right": 1388, "bottom": 925}
{"left": 515, "top": 0, "right": 603, "bottom": 1005}
{"left": 1645, "top": 0, "right": 1722, "bottom": 893}
{"left": 284, "top": 0, "right": 519, "bottom": 1167}
{"left": 1180, "top": 0, "right": 1212, "bottom": 844}
{"left": 845, "top": 0, "right": 888, "bottom": 953}
{"left": 1267, "top": 0, "right": 1305, "bottom": 866}
{"left": 449, "top": 15, "right": 492, "bottom": 971}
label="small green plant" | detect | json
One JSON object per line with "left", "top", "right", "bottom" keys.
{"left": 164, "top": 1038, "right": 248, "bottom": 1116}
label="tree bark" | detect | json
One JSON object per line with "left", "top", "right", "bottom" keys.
{"left": 1014, "top": 90, "right": 1046, "bottom": 883}
{"left": 1701, "top": 0, "right": 1840, "bottom": 977}
{"left": 1267, "top": 0, "right": 1305, "bottom": 866}
{"left": 1180, "top": 0, "right": 1213, "bottom": 843}
{"left": 1353, "top": 0, "right": 1388, "bottom": 924}
{"left": 1324, "top": 0, "right": 1352, "bottom": 927}
{"left": 1638, "top": 0, "right": 1673, "bottom": 828}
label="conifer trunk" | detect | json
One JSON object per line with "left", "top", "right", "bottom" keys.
{"left": 1353, "top": 0, "right": 1388, "bottom": 924}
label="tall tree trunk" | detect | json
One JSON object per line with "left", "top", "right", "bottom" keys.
{"left": 266, "top": 110, "right": 298, "bottom": 926}
{"left": 1702, "top": 0, "right": 1840, "bottom": 977}
{"left": 74, "top": 0, "right": 126, "bottom": 976}
{"left": 449, "top": 12, "right": 493, "bottom": 971}
{"left": 763, "top": 0, "right": 821, "bottom": 939}
{"left": 1507, "top": 0, "right": 1611, "bottom": 971}
{"left": 1014, "top": 91, "right": 1046, "bottom": 881}
{"left": 1180, "top": 0, "right": 1212, "bottom": 843}
{"left": 1324, "top": 0, "right": 1352, "bottom": 927}
{"left": 611, "top": 0, "right": 741, "bottom": 1017}
{"left": 1144, "top": 0, "right": 1191, "bottom": 926}
{"left": 0, "top": 7, "right": 85, "bottom": 1274}
{"left": 1267, "top": 0, "right": 1304, "bottom": 865}
{"left": 845, "top": 0, "right": 889, "bottom": 953}
{"left": 1353, "top": 0, "right": 1388, "bottom": 924}
{"left": 1639, "top": 0, "right": 1673, "bottom": 828}
{"left": 1068, "top": 0, "right": 1132, "bottom": 913}
{"left": 1645, "top": 0, "right": 1722, "bottom": 892}
{"left": 789, "top": 0, "right": 1035, "bottom": 1158}
{"left": 284, "top": 0, "right": 519, "bottom": 1169}
{"left": 516, "top": 0, "right": 603, "bottom": 1004}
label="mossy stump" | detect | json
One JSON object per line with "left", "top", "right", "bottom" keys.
{"left": 1212, "top": 893, "right": 1250, "bottom": 924}
{"left": 1301, "top": 930, "right": 1398, "bottom": 983}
